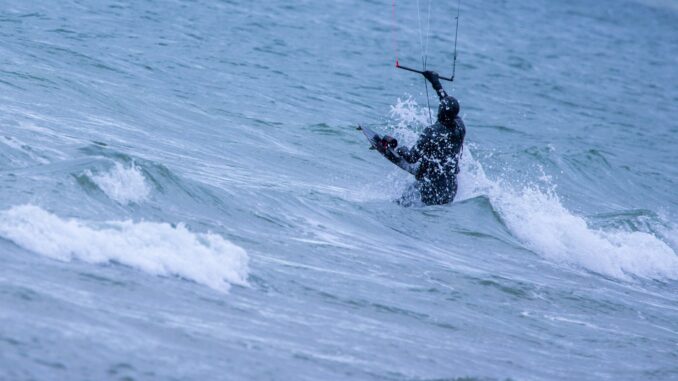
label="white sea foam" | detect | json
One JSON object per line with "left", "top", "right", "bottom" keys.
{"left": 458, "top": 149, "right": 678, "bottom": 280}
{"left": 89, "top": 162, "right": 151, "bottom": 204}
{"left": 0, "top": 205, "right": 249, "bottom": 292}
{"left": 390, "top": 99, "right": 678, "bottom": 280}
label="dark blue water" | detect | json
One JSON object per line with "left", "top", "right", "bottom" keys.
{"left": 1, "top": 0, "right": 677, "bottom": 380}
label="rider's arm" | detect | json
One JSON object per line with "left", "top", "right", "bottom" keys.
{"left": 396, "top": 128, "right": 432, "bottom": 163}
{"left": 397, "top": 145, "right": 420, "bottom": 163}
{"left": 423, "top": 71, "right": 448, "bottom": 100}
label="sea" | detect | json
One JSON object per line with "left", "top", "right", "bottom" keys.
{"left": 1, "top": 0, "right": 677, "bottom": 380}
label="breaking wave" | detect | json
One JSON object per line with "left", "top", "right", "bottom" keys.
{"left": 87, "top": 161, "right": 151, "bottom": 204}
{"left": 0, "top": 205, "right": 249, "bottom": 292}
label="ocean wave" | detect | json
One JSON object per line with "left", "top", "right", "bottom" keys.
{"left": 0, "top": 205, "right": 249, "bottom": 292}
{"left": 86, "top": 161, "right": 151, "bottom": 204}
{"left": 0, "top": 134, "right": 52, "bottom": 168}
{"left": 457, "top": 150, "right": 678, "bottom": 280}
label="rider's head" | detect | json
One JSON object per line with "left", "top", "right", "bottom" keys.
{"left": 438, "top": 96, "right": 459, "bottom": 126}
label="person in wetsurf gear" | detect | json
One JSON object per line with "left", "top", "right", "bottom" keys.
{"left": 382, "top": 70, "right": 465, "bottom": 205}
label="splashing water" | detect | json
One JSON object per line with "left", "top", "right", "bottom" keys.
{"left": 388, "top": 96, "right": 429, "bottom": 145}
{"left": 88, "top": 162, "right": 151, "bottom": 205}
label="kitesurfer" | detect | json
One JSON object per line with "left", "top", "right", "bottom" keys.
{"left": 382, "top": 70, "right": 465, "bottom": 205}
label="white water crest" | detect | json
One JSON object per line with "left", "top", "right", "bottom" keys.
{"left": 89, "top": 162, "right": 151, "bottom": 204}
{"left": 458, "top": 149, "right": 678, "bottom": 280}
{"left": 0, "top": 205, "right": 249, "bottom": 292}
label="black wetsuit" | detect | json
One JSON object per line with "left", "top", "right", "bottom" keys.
{"left": 396, "top": 75, "right": 465, "bottom": 205}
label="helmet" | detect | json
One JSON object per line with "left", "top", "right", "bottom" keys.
{"left": 438, "top": 96, "right": 460, "bottom": 126}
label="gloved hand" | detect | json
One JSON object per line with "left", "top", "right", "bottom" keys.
{"left": 380, "top": 135, "right": 398, "bottom": 149}
{"left": 422, "top": 70, "right": 442, "bottom": 91}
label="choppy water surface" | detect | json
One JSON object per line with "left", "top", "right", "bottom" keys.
{"left": 1, "top": 0, "right": 677, "bottom": 380}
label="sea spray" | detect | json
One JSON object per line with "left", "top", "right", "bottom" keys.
{"left": 88, "top": 162, "right": 151, "bottom": 204}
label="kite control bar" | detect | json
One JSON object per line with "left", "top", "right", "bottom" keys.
{"left": 395, "top": 61, "right": 455, "bottom": 82}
